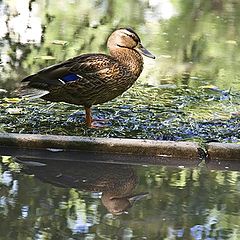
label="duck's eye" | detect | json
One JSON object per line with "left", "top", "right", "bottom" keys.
{"left": 124, "top": 33, "right": 138, "bottom": 43}
{"left": 125, "top": 33, "right": 134, "bottom": 38}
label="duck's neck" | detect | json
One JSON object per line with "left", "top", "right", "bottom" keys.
{"left": 110, "top": 48, "right": 143, "bottom": 78}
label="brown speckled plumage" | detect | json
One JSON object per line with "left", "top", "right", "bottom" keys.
{"left": 19, "top": 28, "right": 155, "bottom": 127}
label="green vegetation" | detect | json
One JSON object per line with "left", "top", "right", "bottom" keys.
{"left": 0, "top": 85, "right": 239, "bottom": 142}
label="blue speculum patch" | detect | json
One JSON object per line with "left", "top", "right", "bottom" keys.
{"left": 61, "top": 73, "right": 79, "bottom": 82}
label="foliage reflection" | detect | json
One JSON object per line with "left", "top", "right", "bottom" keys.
{"left": 0, "top": 156, "right": 239, "bottom": 239}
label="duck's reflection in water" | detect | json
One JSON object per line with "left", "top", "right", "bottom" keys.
{"left": 15, "top": 158, "right": 148, "bottom": 215}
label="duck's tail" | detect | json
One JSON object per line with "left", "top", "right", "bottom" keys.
{"left": 13, "top": 85, "right": 49, "bottom": 99}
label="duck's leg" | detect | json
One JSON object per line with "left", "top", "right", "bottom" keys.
{"left": 84, "top": 106, "right": 93, "bottom": 128}
{"left": 84, "top": 106, "right": 109, "bottom": 128}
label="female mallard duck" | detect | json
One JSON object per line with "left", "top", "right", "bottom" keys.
{"left": 20, "top": 28, "right": 155, "bottom": 127}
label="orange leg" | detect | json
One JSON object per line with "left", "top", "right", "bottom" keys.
{"left": 84, "top": 106, "right": 109, "bottom": 128}
{"left": 84, "top": 106, "right": 92, "bottom": 128}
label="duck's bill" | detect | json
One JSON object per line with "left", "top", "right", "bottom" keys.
{"left": 128, "top": 192, "right": 149, "bottom": 204}
{"left": 136, "top": 44, "right": 155, "bottom": 59}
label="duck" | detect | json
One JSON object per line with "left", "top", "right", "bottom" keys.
{"left": 19, "top": 27, "right": 155, "bottom": 127}
{"left": 18, "top": 158, "right": 148, "bottom": 215}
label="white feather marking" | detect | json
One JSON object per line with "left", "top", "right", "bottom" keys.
{"left": 58, "top": 79, "right": 66, "bottom": 84}
{"left": 21, "top": 89, "right": 49, "bottom": 99}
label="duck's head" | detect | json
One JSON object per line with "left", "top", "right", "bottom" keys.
{"left": 107, "top": 28, "right": 155, "bottom": 59}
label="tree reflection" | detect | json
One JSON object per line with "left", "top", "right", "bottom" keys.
{"left": 0, "top": 156, "right": 240, "bottom": 239}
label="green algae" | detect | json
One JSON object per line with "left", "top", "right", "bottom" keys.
{"left": 1, "top": 85, "right": 239, "bottom": 143}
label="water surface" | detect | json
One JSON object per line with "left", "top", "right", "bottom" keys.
{"left": 0, "top": 156, "right": 240, "bottom": 239}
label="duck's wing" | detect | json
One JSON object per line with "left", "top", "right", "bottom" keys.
{"left": 21, "top": 54, "right": 122, "bottom": 90}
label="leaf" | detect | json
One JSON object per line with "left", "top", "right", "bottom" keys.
{"left": 159, "top": 54, "right": 172, "bottom": 58}
{"left": 34, "top": 55, "right": 56, "bottom": 60}
{"left": 51, "top": 40, "right": 69, "bottom": 46}
{"left": 199, "top": 85, "right": 218, "bottom": 90}
{"left": 0, "top": 103, "right": 10, "bottom": 107}
{"left": 3, "top": 97, "right": 22, "bottom": 103}
{"left": 6, "top": 108, "right": 23, "bottom": 114}
{"left": 226, "top": 40, "right": 237, "bottom": 45}
{"left": 2, "top": 156, "right": 12, "bottom": 163}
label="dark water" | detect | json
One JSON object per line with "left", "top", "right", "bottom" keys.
{"left": 0, "top": 155, "right": 240, "bottom": 240}
{"left": 0, "top": 0, "right": 240, "bottom": 142}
